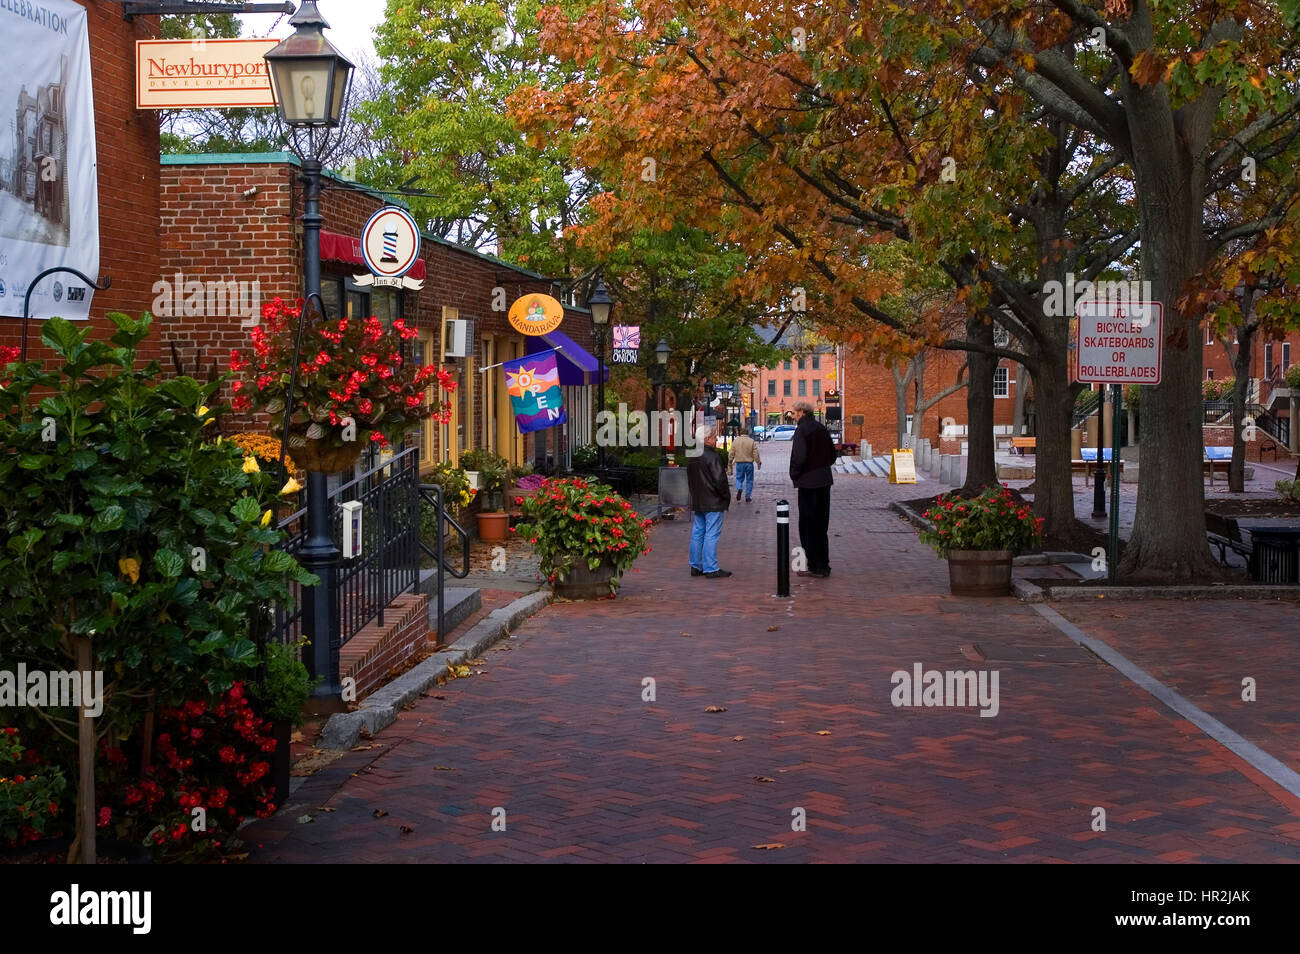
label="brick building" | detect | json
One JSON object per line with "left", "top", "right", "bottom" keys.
{"left": 158, "top": 152, "right": 604, "bottom": 476}
{"left": 0, "top": 2, "right": 161, "bottom": 362}
{"left": 1202, "top": 326, "right": 1297, "bottom": 452}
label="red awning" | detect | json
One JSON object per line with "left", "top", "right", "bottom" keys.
{"left": 319, "top": 229, "right": 426, "bottom": 281}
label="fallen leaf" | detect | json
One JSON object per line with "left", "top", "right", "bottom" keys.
{"left": 816, "top": 730, "right": 831, "bottom": 736}
{"left": 753, "top": 775, "right": 775, "bottom": 783}
{"left": 766, "top": 626, "right": 779, "bottom": 632}
{"left": 434, "top": 765, "right": 455, "bottom": 771}
{"left": 399, "top": 825, "right": 415, "bottom": 835}
{"left": 732, "top": 736, "right": 745, "bottom": 741}
{"left": 372, "top": 809, "right": 388, "bottom": 818}
{"left": 314, "top": 807, "right": 336, "bottom": 813}
{"left": 681, "top": 632, "right": 692, "bottom": 637}
{"left": 466, "top": 657, "right": 487, "bottom": 666}
{"left": 705, "top": 705, "right": 727, "bottom": 713}
{"left": 751, "top": 843, "right": 785, "bottom": 850}
{"left": 433, "top": 694, "right": 446, "bottom": 700}
{"left": 296, "top": 814, "right": 314, "bottom": 824}
{"left": 290, "top": 731, "right": 305, "bottom": 744}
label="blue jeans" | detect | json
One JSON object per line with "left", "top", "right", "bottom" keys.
{"left": 735, "top": 462, "right": 755, "bottom": 498}
{"left": 690, "top": 510, "right": 725, "bottom": 573}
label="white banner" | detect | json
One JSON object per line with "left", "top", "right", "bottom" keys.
{"left": 0, "top": 0, "right": 99, "bottom": 321}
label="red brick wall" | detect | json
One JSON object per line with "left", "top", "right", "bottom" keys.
{"left": 0, "top": 2, "right": 161, "bottom": 362}
{"left": 338, "top": 592, "right": 430, "bottom": 701}
{"left": 841, "top": 346, "right": 1020, "bottom": 453}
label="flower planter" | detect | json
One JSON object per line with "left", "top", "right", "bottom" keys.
{"left": 946, "top": 549, "right": 1013, "bottom": 596}
{"left": 289, "top": 436, "right": 363, "bottom": 473}
{"left": 475, "top": 510, "right": 509, "bottom": 543}
{"left": 553, "top": 559, "right": 619, "bottom": 600}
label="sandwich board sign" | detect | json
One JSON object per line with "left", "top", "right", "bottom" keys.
{"left": 889, "top": 448, "right": 916, "bottom": 484}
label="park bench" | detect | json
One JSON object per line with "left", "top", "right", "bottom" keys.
{"left": 1073, "top": 447, "right": 1123, "bottom": 485}
{"left": 1203, "top": 446, "right": 1232, "bottom": 484}
{"left": 1205, "top": 512, "right": 1253, "bottom": 567}
{"left": 1011, "top": 436, "right": 1036, "bottom": 456}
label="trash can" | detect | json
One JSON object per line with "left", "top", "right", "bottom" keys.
{"left": 1248, "top": 528, "right": 1300, "bottom": 583}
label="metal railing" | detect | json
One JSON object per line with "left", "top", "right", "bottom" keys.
{"left": 1071, "top": 391, "right": 1102, "bottom": 428}
{"left": 418, "top": 483, "right": 470, "bottom": 641}
{"left": 1202, "top": 400, "right": 1290, "bottom": 446}
{"left": 272, "top": 445, "right": 422, "bottom": 647}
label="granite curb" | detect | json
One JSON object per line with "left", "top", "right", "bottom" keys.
{"left": 317, "top": 589, "right": 552, "bottom": 750}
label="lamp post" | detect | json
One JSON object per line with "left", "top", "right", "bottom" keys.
{"left": 264, "top": 1, "right": 354, "bottom": 709}
{"left": 655, "top": 338, "right": 671, "bottom": 464}
{"left": 587, "top": 279, "right": 613, "bottom": 470}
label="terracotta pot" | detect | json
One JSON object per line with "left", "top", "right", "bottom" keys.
{"left": 553, "top": 559, "right": 618, "bottom": 600}
{"left": 475, "top": 510, "right": 509, "bottom": 543}
{"left": 946, "top": 549, "right": 1013, "bottom": 596}
{"left": 290, "top": 436, "right": 363, "bottom": 473}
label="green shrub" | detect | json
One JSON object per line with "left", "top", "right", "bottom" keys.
{"left": 250, "top": 638, "right": 318, "bottom": 726}
{"left": 1286, "top": 365, "right": 1300, "bottom": 389}
{"left": 1276, "top": 479, "right": 1300, "bottom": 503}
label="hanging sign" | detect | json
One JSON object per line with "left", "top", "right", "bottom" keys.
{"left": 1074, "top": 300, "right": 1163, "bottom": 384}
{"left": 611, "top": 324, "right": 640, "bottom": 363}
{"left": 358, "top": 207, "right": 422, "bottom": 288}
{"left": 135, "top": 38, "right": 278, "bottom": 109}
{"left": 503, "top": 349, "right": 567, "bottom": 433}
{"left": 889, "top": 449, "right": 916, "bottom": 484}
{"left": 507, "top": 293, "right": 564, "bottom": 336}
{"left": 1, "top": 0, "right": 100, "bottom": 321}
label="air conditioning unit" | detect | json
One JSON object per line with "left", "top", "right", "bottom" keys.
{"left": 444, "top": 318, "right": 472, "bottom": 358}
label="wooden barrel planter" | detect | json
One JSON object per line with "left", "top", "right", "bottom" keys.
{"left": 553, "top": 560, "right": 618, "bottom": 600}
{"left": 946, "top": 549, "right": 1013, "bottom": 596}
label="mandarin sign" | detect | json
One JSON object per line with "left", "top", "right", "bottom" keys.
{"left": 135, "top": 38, "right": 279, "bottom": 109}
{"left": 507, "top": 293, "right": 564, "bottom": 336}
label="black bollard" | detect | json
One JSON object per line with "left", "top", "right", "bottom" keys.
{"left": 776, "top": 499, "right": 790, "bottom": 597}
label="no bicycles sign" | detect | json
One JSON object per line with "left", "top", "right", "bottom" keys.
{"left": 1074, "top": 300, "right": 1163, "bottom": 385}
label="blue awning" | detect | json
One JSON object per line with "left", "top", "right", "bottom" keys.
{"left": 525, "top": 329, "right": 608, "bottom": 386}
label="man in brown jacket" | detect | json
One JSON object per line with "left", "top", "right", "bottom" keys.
{"left": 730, "top": 426, "right": 761, "bottom": 502}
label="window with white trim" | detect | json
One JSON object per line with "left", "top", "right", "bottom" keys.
{"left": 993, "top": 366, "right": 1009, "bottom": 398}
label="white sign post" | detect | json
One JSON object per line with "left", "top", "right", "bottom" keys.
{"left": 1075, "top": 299, "right": 1163, "bottom": 385}
{"left": 1075, "top": 298, "right": 1162, "bottom": 584}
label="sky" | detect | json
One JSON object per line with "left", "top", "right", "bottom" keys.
{"left": 239, "top": 1, "right": 387, "bottom": 68}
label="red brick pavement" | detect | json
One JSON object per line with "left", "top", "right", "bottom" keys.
{"left": 247, "top": 448, "right": 1300, "bottom": 863}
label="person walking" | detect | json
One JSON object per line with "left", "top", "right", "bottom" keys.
{"left": 686, "top": 424, "right": 732, "bottom": 578}
{"left": 730, "top": 426, "right": 761, "bottom": 502}
{"left": 789, "top": 401, "right": 834, "bottom": 578}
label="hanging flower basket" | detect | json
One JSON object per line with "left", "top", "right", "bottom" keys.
{"left": 288, "top": 435, "right": 364, "bottom": 473}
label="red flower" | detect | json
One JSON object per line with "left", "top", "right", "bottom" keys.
{"left": 97, "top": 806, "right": 112, "bottom": 828}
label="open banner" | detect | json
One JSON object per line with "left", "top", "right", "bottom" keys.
{"left": 503, "top": 349, "right": 566, "bottom": 433}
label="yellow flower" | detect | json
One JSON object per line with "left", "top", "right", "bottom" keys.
{"left": 118, "top": 557, "right": 140, "bottom": 584}
{"left": 197, "top": 405, "right": 214, "bottom": 425}
{"left": 279, "top": 476, "right": 303, "bottom": 495}
{"left": 242, "top": 455, "right": 260, "bottom": 474}
{"left": 260, "top": 509, "right": 273, "bottom": 527}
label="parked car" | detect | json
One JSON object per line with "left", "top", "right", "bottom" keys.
{"left": 772, "top": 425, "right": 797, "bottom": 441}
{"left": 752, "top": 425, "right": 771, "bottom": 441}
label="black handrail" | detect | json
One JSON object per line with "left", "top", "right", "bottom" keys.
{"left": 418, "top": 483, "right": 470, "bottom": 642}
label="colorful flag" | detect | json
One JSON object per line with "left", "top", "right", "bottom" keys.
{"left": 503, "top": 350, "right": 567, "bottom": 433}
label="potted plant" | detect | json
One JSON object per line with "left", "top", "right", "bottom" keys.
{"left": 513, "top": 477, "right": 653, "bottom": 598}
{"left": 919, "top": 486, "right": 1043, "bottom": 596}
{"left": 475, "top": 461, "right": 510, "bottom": 542}
{"left": 229, "top": 297, "right": 455, "bottom": 472}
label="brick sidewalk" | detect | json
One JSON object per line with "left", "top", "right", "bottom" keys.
{"left": 247, "top": 446, "right": 1300, "bottom": 862}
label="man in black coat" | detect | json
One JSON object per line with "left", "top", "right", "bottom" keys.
{"left": 686, "top": 424, "right": 732, "bottom": 578}
{"left": 788, "top": 401, "right": 834, "bottom": 578}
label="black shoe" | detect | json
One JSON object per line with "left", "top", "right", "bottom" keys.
{"left": 690, "top": 567, "right": 703, "bottom": 577}
{"left": 705, "top": 569, "right": 732, "bottom": 578}
{"left": 812, "top": 569, "right": 831, "bottom": 578}
{"left": 736, "top": 490, "right": 743, "bottom": 501}
{"left": 745, "top": 497, "right": 752, "bottom": 502}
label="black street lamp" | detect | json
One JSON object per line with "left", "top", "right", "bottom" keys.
{"left": 655, "top": 338, "right": 671, "bottom": 464}
{"left": 265, "top": 1, "right": 355, "bottom": 710}
{"left": 587, "top": 279, "right": 613, "bottom": 470}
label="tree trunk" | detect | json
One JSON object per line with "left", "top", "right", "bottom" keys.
{"left": 962, "top": 314, "right": 999, "bottom": 492}
{"left": 1116, "top": 96, "right": 1222, "bottom": 580}
{"left": 1012, "top": 365, "right": 1029, "bottom": 436}
{"left": 1032, "top": 358, "right": 1079, "bottom": 549}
